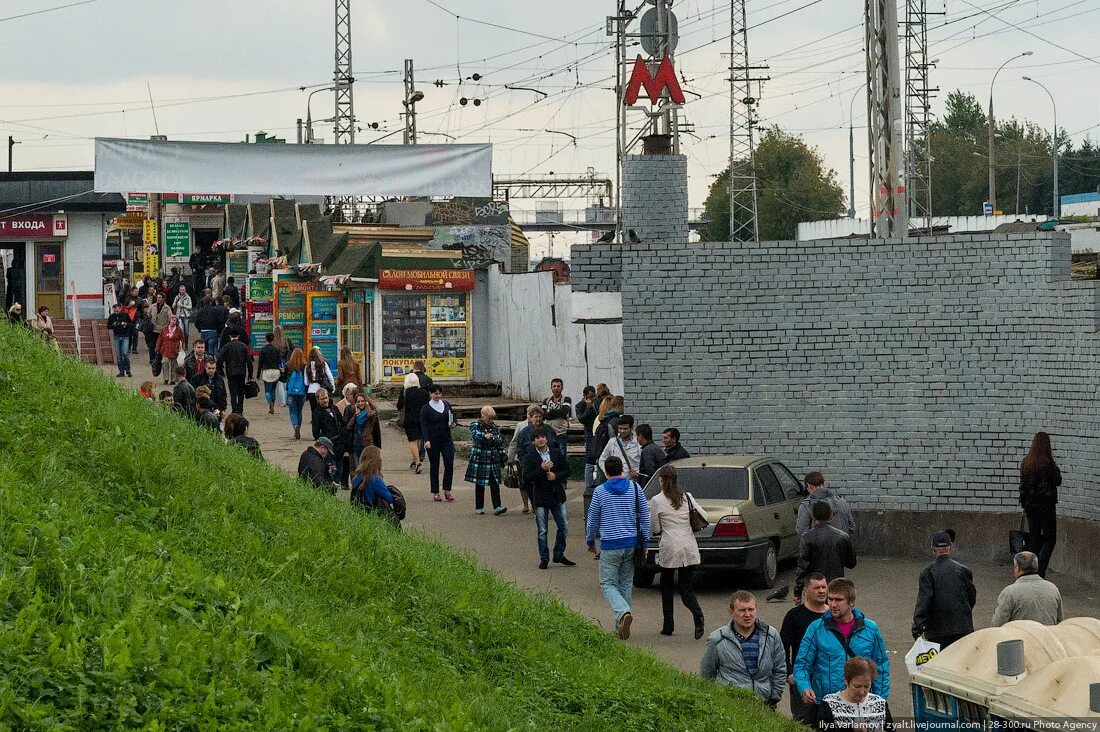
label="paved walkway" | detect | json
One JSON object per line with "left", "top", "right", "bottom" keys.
{"left": 99, "top": 348, "right": 1100, "bottom": 718}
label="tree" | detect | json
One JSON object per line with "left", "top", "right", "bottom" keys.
{"left": 700, "top": 127, "right": 845, "bottom": 241}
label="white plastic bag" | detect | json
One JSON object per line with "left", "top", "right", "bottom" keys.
{"left": 905, "top": 637, "right": 941, "bottom": 675}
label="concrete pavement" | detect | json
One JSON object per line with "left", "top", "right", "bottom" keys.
{"left": 99, "top": 349, "right": 1100, "bottom": 718}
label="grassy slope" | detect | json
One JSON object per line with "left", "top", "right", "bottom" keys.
{"left": 0, "top": 324, "right": 798, "bottom": 731}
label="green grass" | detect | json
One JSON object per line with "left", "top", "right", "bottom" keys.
{"left": 0, "top": 323, "right": 798, "bottom": 731}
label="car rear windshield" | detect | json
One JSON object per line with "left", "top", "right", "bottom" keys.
{"left": 645, "top": 466, "right": 749, "bottom": 501}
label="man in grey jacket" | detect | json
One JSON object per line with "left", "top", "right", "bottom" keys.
{"left": 701, "top": 591, "right": 786, "bottom": 707}
{"left": 796, "top": 471, "right": 856, "bottom": 537}
{"left": 992, "top": 551, "right": 1063, "bottom": 627}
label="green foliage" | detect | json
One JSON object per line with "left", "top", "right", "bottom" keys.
{"left": 0, "top": 324, "right": 796, "bottom": 730}
{"left": 700, "top": 127, "right": 846, "bottom": 241}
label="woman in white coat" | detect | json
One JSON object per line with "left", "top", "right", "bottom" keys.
{"left": 649, "top": 465, "right": 707, "bottom": 638}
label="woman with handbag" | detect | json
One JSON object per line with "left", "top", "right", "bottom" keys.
{"left": 465, "top": 406, "right": 507, "bottom": 515}
{"left": 1019, "top": 431, "right": 1062, "bottom": 578}
{"left": 648, "top": 465, "right": 707, "bottom": 639}
{"left": 155, "top": 314, "right": 186, "bottom": 385}
{"left": 257, "top": 332, "right": 283, "bottom": 415}
{"left": 271, "top": 327, "right": 293, "bottom": 408}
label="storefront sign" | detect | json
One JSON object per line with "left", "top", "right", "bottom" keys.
{"left": 143, "top": 218, "right": 159, "bottom": 278}
{"left": 126, "top": 192, "right": 148, "bottom": 211}
{"left": 112, "top": 212, "right": 146, "bottom": 229}
{"left": 379, "top": 268, "right": 474, "bottom": 291}
{"left": 248, "top": 275, "right": 273, "bottom": 301}
{"left": 0, "top": 214, "right": 68, "bottom": 238}
{"left": 143, "top": 219, "right": 158, "bottom": 245}
{"left": 164, "top": 221, "right": 190, "bottom": 258}
{"left": 226, "top": 250, "right": 249, "bottom": 276}
{"left": 280, "top": 279, "right": 321, "bottom": 293}
{"left": 249, "top": 317, "right": 273, "bottom": 350}
{"left": 162, "top": 193, "right": 231, "bottom": 205}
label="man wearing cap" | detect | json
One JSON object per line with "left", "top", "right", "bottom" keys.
{"left": 298, "top": 437, "right": 337, "bottom": 493}
{"left": 912, "top": 530, "right": 977, "bottom": 648}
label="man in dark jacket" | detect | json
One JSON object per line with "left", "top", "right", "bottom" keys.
{"left": 795, "top": 502, "right": 857, "bottom": 601}
{"left": 191, "top": 357, "right": 228, "bottom": 412}
{"left": 298, "top": 437, "right": 337, "bottom": 493}
{"left": 662, "top": 427, "right": 690, "bottom": 464}
{"left": 576, "top": 386, "right": 599, "bottom": 489}
{"left": 311, "top": 388, "right": 347, "bottom": 484}
{"left": 182, "top": 339, "right": 208, "bottom": 381}
{"left": 219, "top": 309, "right": 247, "bottom": 351}
{"left": 195, "top": 396, "right": 221, "bottom": 431}
{"left": 912, "top": 531, "right": 977, "bottom": 648}
{"left": 522, "top": 427, "right": 573, "bottom": 569}
{"left": 192, "top": 297, "right": 221, "bottom": 355}
{"left": 216, "top": 331, "right": 253, "bottom": 415}
{"left": 171, "top": 365, "right": 197, "bottom": 418}
{"left": 636, "top": 424, "right": 665, "bottom": 485}
{"left": 225, "top": 276, "right": 241, "bottom": 308}
{"left": 106, "top": 303, "right": 132, "bottom": 377}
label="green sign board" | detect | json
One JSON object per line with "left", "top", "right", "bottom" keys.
{"left": 248, "top": 276, "right": 273, "bottom": 301}
{"left": 227, "top": 250, "right": 249, "bottom": 276}
{"left": 164, "top": 221, "right": 190, "bottom": 258}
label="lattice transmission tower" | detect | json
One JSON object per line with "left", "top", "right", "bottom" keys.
{"left": 865, "top": 0, "right": 907, "bottom": 237}
{"left": 728, "top": 0, "right": 766, "bottom": 243}
{"left": 904, "top": 0, "right": 938, "bottom": 235}
{"left": 334, "top": 0, "right": 356, "bottom": 146}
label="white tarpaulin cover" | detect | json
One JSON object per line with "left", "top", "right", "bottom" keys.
{"left": 94, "top": 137, "right": 492, "bottom": 197}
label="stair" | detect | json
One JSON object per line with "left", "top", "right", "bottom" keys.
{"left": 54, "top": 319, "right": 111, "bottom": 365}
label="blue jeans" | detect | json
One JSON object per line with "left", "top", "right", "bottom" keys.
{"left": 584, "top": 463, "right": 598, "bottom": 491}
{"left": 426, "top": 439, "right": 455, "bottom": 494}
{"left": 534, "top": 503, "right": 568, "bottom": 562}
{"left": 200, "top": 329, "right": 217, "bottom": 355}
{"left": 555, "top": 433, "right": 568, "bottom": 457}
{"left": 598, "top": 548, "right": 636, "bottom": 631}
{"left": 287, "top": 394, "right": 306, "bottom": 428}
{"left": 112, "top": 334, "right": 130, "bottom": 374}
{"left": 264, "top": 380, "right": 277, "bottom": 405}
{"left": 178, "top": 316, "right": 189, "bottom": 338}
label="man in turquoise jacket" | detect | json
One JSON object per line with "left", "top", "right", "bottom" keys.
{"left": 794, "top": 577, "right": 890, "bottom": 707}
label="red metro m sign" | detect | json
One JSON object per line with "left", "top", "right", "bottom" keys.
{"left": 623, "top": 54, "right": 686, "bottom": 106}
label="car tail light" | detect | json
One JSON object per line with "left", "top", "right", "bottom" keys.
{"left": 712, "top": 515, "right": 748, "bottom": 538}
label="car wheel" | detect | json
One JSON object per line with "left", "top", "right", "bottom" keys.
{"left": 633, "top": 569, "right": 656, "bottom": 588}
{"left": 752, "top": 542, "right": 778, "bottom": 589}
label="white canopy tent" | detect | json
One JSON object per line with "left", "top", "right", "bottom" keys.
{"left": 93, "top": 138, "right": 492, "bottom": 197}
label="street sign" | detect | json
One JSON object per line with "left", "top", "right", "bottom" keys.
{"left": 982, "top": 201, "right": 993, "bottom": 216}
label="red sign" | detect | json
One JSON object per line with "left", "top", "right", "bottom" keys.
{"left": 379, "top": 268, "right": 475, "bottom": 291}
{"left": 42, "top": 254, "right": 56, "bottom": 263}
{"left": 0, "top": 214, "right": 56, "bottom": 238}
{"left": 623, "top": 54, "right": 686, "bottom": 106}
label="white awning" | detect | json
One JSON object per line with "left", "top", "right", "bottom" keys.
{"left": 93, "top": 138, "right": 492, "bottom": 197}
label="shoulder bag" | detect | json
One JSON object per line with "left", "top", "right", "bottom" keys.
{"left": 633, "top": 482, "right": 648, "bottom": 568}
{"left": 1009, "top": 512, "right": 1028, "bottom": 556}
{"left": 616, "top": 438, "right": 634, "bottom": 474}
{"left": 686, "top": 492, "right": 709, "bottom": 533}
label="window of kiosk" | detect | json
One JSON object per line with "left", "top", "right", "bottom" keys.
{"left": 382, "top": 293, "right": 428, "bottom": 360}
{"left": 428, "top": 294, "right": 468, "bottom": 378}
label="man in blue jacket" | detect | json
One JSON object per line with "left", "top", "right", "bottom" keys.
{"left": 794, "top": 577, "right": 890, "bottom": 711}
{"left": 586, "top": 455, "right": 650, "bottom": 640}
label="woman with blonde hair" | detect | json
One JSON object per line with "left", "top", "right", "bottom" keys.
{"left": 396, "top": 370, "right": 428, "bottom": 473}
{"left": 283, "top": 347, "right": 309, "bottom": 439}
{"left": 465, "top": 405, "right": 507, "bottom": 515}
{"left": 649, "top": 465, "right": 706, "bottom": 638}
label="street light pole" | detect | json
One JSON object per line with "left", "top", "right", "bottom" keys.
{"left": 848, "top": 87, "right": 860, "bottom": 219}
{"left": 989, "top": 51, "right": 1032, "bottom": 213}
{"left": 1023, "top": 76, "right": 1058, "bottom": 218}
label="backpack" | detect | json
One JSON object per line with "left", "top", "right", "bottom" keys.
{"left": 374, "top": 485, "right": 407, "bottom": 526}
{"left": 287, "top": 369, "right": 306, "bottom": 396}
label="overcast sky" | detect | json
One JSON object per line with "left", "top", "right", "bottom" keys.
{"left": 3, "top": 0, "right": 1098, "bottom": 252}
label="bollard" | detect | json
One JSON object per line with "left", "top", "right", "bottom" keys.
{"left": 997, "top": 639, "right": 1025, "bottom": 677}
{"left": 1090, "top": 682, "right": 1100, "bottom": 713}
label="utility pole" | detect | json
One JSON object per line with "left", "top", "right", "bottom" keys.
{"left": 403, "top": 59, "right": 419, "bottom": 145}
{"left": 866, "top": 0, "right": 907, "bottom": 237}
{"left": 332, "top": 0, "right": 356, "bottom": 221}
{"left": 903, "top": 0, "right": 938, "bottom": 235}
{"left": 728, "top": 0, "right": 768, "bottom": 242}
{"left": 7, "top": 136, "right": 18, "bottom": 173}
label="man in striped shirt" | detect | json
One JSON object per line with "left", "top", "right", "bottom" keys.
{"left": 700, "top": 591, "right": 787, "bottom": 707}
{"left": 586, "top": 455, "right": 651, "bottom": 640}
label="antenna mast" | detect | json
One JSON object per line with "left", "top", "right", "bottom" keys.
{"left": 728, "top": 0, "right": 766, "bottom": 242}
{"left": 904, "top": 0, "right": 937, "bottom": 235}
{"left": 866, "top": 0, "right": 907, "bottom": 237}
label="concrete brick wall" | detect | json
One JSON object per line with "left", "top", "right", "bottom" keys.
{"left": 573, "top": 233, "right": 1100, "bottom": 529}
{"left": 570, "top": 243, "right": 622, "bottom": 292}
{"left": 622, "top": 155, "right": 688, "bottom": 247}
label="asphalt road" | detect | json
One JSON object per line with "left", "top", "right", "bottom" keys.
{"left": 103, "top": 357, "right": 1100, "bottom": 718}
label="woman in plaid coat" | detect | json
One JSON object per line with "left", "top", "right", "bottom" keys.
{"left": 465, "top": 406, "right": 508, "bottom": 516}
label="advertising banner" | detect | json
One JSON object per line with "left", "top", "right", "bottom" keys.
{"left": 227, "top": 250, "right": 249, "bottom": 276}
{"left": 0, "top": 214, "right": 67, "bottom": 238}
{"left": 143, "top": 218, "right": 159, "bottom": 278}
{"left": 248, "top": 276, "right": 273, "bottom": 301}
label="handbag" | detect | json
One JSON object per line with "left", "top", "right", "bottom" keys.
{"left": 686, "top": 493, "right": 709, "bottom": 532}
{"left": 502, "top": 461, "right": 521, "bottom": 489}
{"left": 1009, "top": 512, "right": 1029, "bottom": 556}
{"left": 176, "top": 350, "right": 186, "bottom": 367}
{"left": 396, "top": 406, "right": 406, "bottom": 428}
{"left": 261, "top": 368, "right": 281, "bottom": 383}
{"left": 632, "top": 482, "right": 648, "bottom": 568}
{"left": 244, "top": 380, "right": 260, "bottom": 399}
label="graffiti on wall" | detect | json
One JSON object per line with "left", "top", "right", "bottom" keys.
{"left": 431, "top": 225, "right": 512, "bottom": 270}
{"left": 428, "top": 198, "right": 510, "bottom": 227}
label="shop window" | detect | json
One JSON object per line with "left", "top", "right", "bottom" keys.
{"left": 382, "top": 293, "right": 428, "bottom": 359}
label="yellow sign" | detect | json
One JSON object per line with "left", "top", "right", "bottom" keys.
{"left": 143, "top": 219, "right": 158, "bottom": 244}
{"left": 382, "top": 357, "right": 468, "bottom": 381}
